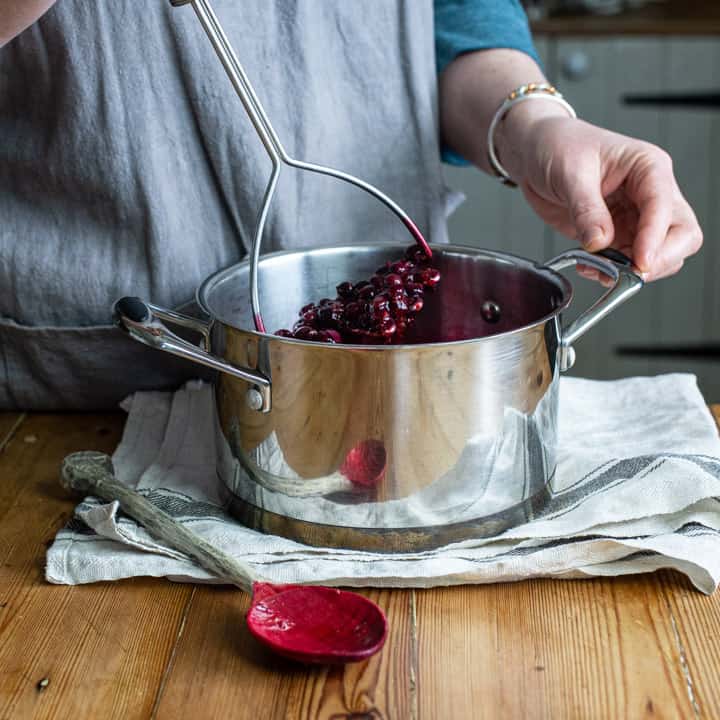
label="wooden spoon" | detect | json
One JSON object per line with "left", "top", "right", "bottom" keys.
{"left": 60, "top": 451, "right": 388, "bottom": 664}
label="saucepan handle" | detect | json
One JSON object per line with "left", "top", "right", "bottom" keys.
{"left": 113, "top": 297, "right": 272, "bottom": 413}
{"left": 543, "top": 248, "right": 644, "bottom": 372}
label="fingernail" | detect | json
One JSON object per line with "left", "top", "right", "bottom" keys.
{"left": 581, "top": 226, "right": 604, "bottom": 250}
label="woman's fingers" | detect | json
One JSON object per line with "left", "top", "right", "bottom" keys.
{"left": 623, "top": 149, "right": 676, "bottom": 274}
{"left": 564, "top": 163, "right": 615, "bottom": 251}
{"left": 521, "top": 121, "right": 703, "bottom": 281}
{"left": 643, "top": 212, "right": 702, "bottom": 281}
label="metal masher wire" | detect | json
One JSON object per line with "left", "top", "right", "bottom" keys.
{"left": 170, "top": 0, "right": 432, "bottom": 333}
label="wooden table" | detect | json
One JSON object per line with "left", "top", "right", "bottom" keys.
{"left": 1, "top": 409, "right": 720, "bottom": 720}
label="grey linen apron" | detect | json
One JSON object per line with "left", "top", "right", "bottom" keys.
{"left": 0, "top": 0, "right": 451, "bottom": 409}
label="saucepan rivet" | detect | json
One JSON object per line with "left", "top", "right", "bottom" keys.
{"left": 481, "top": 300, "right": 501, "bottom": 323}
{"left": 245, "top": 387, "right": 264, "bottom": 411}
{"left": 559, "top": 345, "right": 576, "bottom": 372}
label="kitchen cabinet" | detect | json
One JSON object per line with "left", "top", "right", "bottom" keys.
{"left": 444, "top": 36, "right": 720, "bottom": 400}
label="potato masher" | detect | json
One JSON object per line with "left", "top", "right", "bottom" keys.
{"left": 169, "top": 0, "right": 432, "bottom": 332}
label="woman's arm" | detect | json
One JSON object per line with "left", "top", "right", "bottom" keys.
{"left": 439, "top": 48, "right": 548, "bottom": 175}
{"left": 0, "top": 0, "right": 57, "bottom": 48}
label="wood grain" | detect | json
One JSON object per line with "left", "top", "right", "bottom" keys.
{"left": 656, "top": 406, "right": 720, "bottom": 716}
{"left": 2, "top": 409, "right": 720, "bottom": 719}
{"left": 0, "top": 412, "right": 25, "bottom": 452}
{"left": 414, "top": 577, "right": 696, "bottom": 719}
{"left": 0, "top": 413, "right": 192, "bottom": 720}
{"left": 710, "top": 404, "right": 720, "bottom": 428}
{"left": 152, "top": 586, "right": 413, "bottom": 720}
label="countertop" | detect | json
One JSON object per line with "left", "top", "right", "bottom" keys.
{"left": 1, "top": 409, "right": 720, "bottom": 719}
{"left": 531, "top": 0, "right": 720, "bottom": 35}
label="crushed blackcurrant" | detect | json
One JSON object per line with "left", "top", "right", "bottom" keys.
{"left": 274, "top": 245, "right": 441, "bottom": 344}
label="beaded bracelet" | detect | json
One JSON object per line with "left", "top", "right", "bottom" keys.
{"left": 487, "top": 83, "right": 577, "bottom": 188}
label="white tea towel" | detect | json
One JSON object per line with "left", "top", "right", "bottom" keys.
{"left": 47, "top": 375, "right": 720, "bottom": 594}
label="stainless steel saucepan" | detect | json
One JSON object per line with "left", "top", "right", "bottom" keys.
{"left": 114, "top": 243, "right": 642, "bottom": 551}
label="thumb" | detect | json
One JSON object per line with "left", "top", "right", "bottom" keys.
{"left": 567, "top": 177, "right": 615, "bottom": 252}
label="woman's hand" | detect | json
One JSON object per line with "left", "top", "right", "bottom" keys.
{"left": 498, "top": 105, "right": 703, "bottom": 282}
{"left": 439, "top": 49, "right": 702, "bottom": 282}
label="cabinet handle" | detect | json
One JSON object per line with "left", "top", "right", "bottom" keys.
{"left": 561, "top": 51, "right": 591, "bottom": 81}
{"left": 623, "top": 92, "right": 720, "bottom": 108}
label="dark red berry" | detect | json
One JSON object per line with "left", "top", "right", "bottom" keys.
{"left": 358, "top": 312, "right": 373, "bottom": 329}
{"left": 275, "top": 247, "right": 440, "bottom": 344}
{"left": 373, "top": 293, "right": 390, "bottom": 312}
{"left": 293, "top": 326, "right": 320, "bottom": 340}
{"left": 405, "top": 245, "right": 431, "bottom": 264}
{"left": 379, "top": 317, "right": 397, "bottom": 336}
{"left": 317, "top": 305, "right": 335, "bottom": 327}
{"left": 421, "top": 268, "right": 441, "bottom": 287}
{"left": 336, "top": 281, "right": 354, "bottom": 298}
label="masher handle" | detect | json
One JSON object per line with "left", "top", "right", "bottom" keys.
{"left": 172, "top": 0, "right": 285, "bottom": 162}
{"left": 170, "top": 0, "right": 284, "bottom": 332}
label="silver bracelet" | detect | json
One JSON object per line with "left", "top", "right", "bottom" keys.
{"left": 487, "top": 83, "right": 577, "bottom": 188}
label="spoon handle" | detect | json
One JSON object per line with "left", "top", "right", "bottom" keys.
{"left": 60, "top": 451, "right": 258, "bottom": 593}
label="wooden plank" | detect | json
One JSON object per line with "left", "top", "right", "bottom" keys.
{"left": 152, "top": 586, "right": 413, "bottom": 720}
{"left": 0, "top": 413, "right": 120, "bottom": 525}
{"left": 2, "top": 407, "right": 718, "bottom": 718}
{"left": 0, "top": 413, "right": 192, "bottom": 720}
{"left": 0, "top": 412, "right": 25, "bottom": 451}
{"left": 711, "top": 404, "right": 720, "bottom": 428}
{"left": 658, "top": 571, "right": 720, "bottom": 718}
{"left": 414, "top": 577, "right": 695, "bottom": 719}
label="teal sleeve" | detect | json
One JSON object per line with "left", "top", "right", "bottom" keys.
{"left": 434, "top": 0, "right": 540, "bottom": 166}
